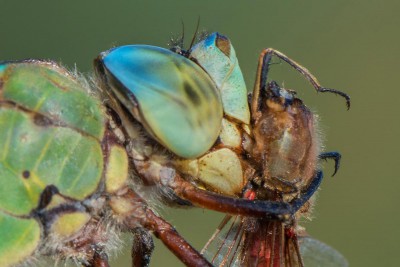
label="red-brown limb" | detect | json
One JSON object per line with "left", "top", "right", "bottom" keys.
{"left": 172, "top": 171, "right": 323, "bottom": 220}
{"left": 131, "top": 227, "right": 154, "bottom": 267}
{"left": 119, "top": 189, "right": 212, "bottom": 267}
{"left": 251, "top": 48, "right": 350, "bottom": 119}
{"left": 85, "top": 250, "right": 110, "bottom": 267}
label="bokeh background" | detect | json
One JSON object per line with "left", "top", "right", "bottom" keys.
{"left": 1, "top": 0, "right": 399, "bottom": 266}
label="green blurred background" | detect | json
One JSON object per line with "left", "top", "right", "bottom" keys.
{"left": 1, "top": 0, "right": 398, "bottom": 266}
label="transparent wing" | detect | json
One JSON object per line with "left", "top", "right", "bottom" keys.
{"left": 202, "top": 216, "right": 348, "bottom": 267}
{"left": 299, "top": 236, "right": 348, "bottom": 267}
{"left": 202, "top": 215, "right": 304, "bottom": 267}
{"left": 202, "top": 215, "right": 244, "bottom": 266}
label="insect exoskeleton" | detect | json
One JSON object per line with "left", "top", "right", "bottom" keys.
{"left": 0, "top": 60, "right": 210, "bottom": 267}
{"left": 189, "top": 34, "right": 348, "bottom": 266}
{"left": 0, "top": 60, "right": 125, "bottom": 266}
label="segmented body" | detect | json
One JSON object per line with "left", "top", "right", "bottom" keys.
{"left": 0, "top": 31, "right": 348, "bottom": 267}
{"left": 0, "top": 61, "right": 128, "bottom": 266}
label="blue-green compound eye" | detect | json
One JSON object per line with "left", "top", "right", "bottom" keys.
{"left": 190, "top": 33, "right": 250, "bottom": 124}
{"left": 99, "top": 45, "right": 223, "bottom": 159}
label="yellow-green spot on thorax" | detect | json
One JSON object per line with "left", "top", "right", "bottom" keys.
{"left": 0, "top": 211, "right": 41, "bottom": 267}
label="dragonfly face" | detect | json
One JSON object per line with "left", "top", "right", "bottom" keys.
{"left": 97, "top": 32, "right": 349, "bottom": 266}
{"left": 94, "top": 32, "right": 349, "bottom": 266}
{"left": 94, "top": 32, "right": 346, "bottom": 214}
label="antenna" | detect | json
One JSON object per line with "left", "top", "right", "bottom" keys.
{"left": 188, "top": 16, "right": 201, "bottom": 51}
{"left": 180, "top": 19, "right": 185, "bottom": 48}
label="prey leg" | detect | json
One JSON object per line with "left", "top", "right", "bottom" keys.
{"left": 131, "top": 227, "right": 154, "bottom": 267}
{"left": 251, "top": 48, "right": 350, "bottom": 118}
{"left": 84, "top": 249, "right": 110, "bottom": 267}
{"left": 319, "top": 151, "right": 341, "bottom": 176}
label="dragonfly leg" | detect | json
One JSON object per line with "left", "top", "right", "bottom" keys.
{"left": 131, "top": 227, "right": 154, "bottom": 267}
{"left": 251, "top": 48, "right": 350, "bottom": 119}
{"left": 84, "top": 249, "right": 110, "bottom": 267}
{"left": 110, "top": 188, "right": 212, "bottom": 267}
{"left": 133, "top": 157, "right": 323, "bottom": 219}
{"left": 172, "top": 170, "right": 324, "bottom": 220}
{"left": 319, "top": 151, "right": 341, "bottom": 176}
{"left": 140, "top": 206, "right": 212, "bottom": 267}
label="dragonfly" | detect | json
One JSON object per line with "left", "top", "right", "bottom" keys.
{"left": 95, "top": 32, "right": 350, "bottom": 266}
{"left": 0, "top": 30, "right": 349, "bottom": 267}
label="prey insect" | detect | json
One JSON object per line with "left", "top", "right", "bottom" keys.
{"left": 189, "top": 35, "right": 349, "bottom": 266}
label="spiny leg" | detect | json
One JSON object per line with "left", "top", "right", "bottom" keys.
{"left": 288, "top": 170, "right": 323, "bottom": 213}
{"left": 114, "top": 189, "right": 212, "bottom": 267}
{"left": 84, "top": 249, "right": 110, "bottom": 267}
{"left": 319, "top": 151, "right": 341, "bottom": 176}
{"left": 141, "top": 207, "right": 212, "bottom": 267}
{"left": 131, "top": 228, "right": 154, "bottom": 267}
{"left": 251, "top": 48, "right": 350, "bottom": 118}
{"left": 173, "top": 171, "right": 323, "bottom": 220}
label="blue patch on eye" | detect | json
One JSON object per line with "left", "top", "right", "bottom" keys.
{"left": 0, "top": 64, "right": 6, "bottom": 75}
{"left": 100, "top": 44, "right": 223, "bottom": 159}
{"left": 103, "top": 45, "right": 185, "bottom": 97}
{"left": 204, "top": 32, "right": 217, "bottom": 47}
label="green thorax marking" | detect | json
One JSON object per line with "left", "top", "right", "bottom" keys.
{"left": 0, "top": 61, "right": 105, "bottom": 139}
{"left": 0, "top": 61, "right": 105, "bottom": 216}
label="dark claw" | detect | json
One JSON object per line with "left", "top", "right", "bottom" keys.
{"left": 318, "top": 87, "right": 351, "bottom": 110}
{"left": 319, "top": 152, "right": 341, "bottom": 176}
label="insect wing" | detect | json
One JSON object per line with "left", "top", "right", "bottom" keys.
{"left": 202, "top": 216, "right": 244, "bottom": 267}
{"left": 203, "top": 216, "right": 349, "bottom": 267}
{"left": 299, "top": 236, "right": 348, "bottom": 267}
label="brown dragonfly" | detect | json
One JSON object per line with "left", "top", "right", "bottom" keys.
{"left": 197, "top": 47, "right": 350, "bottom": 266}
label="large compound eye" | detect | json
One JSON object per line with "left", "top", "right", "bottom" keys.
{"left": 190, "top": 32, "right": 250, "bottom": 124}
{"left": 99, "top": 45, "right": 223, "bottom": 159}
